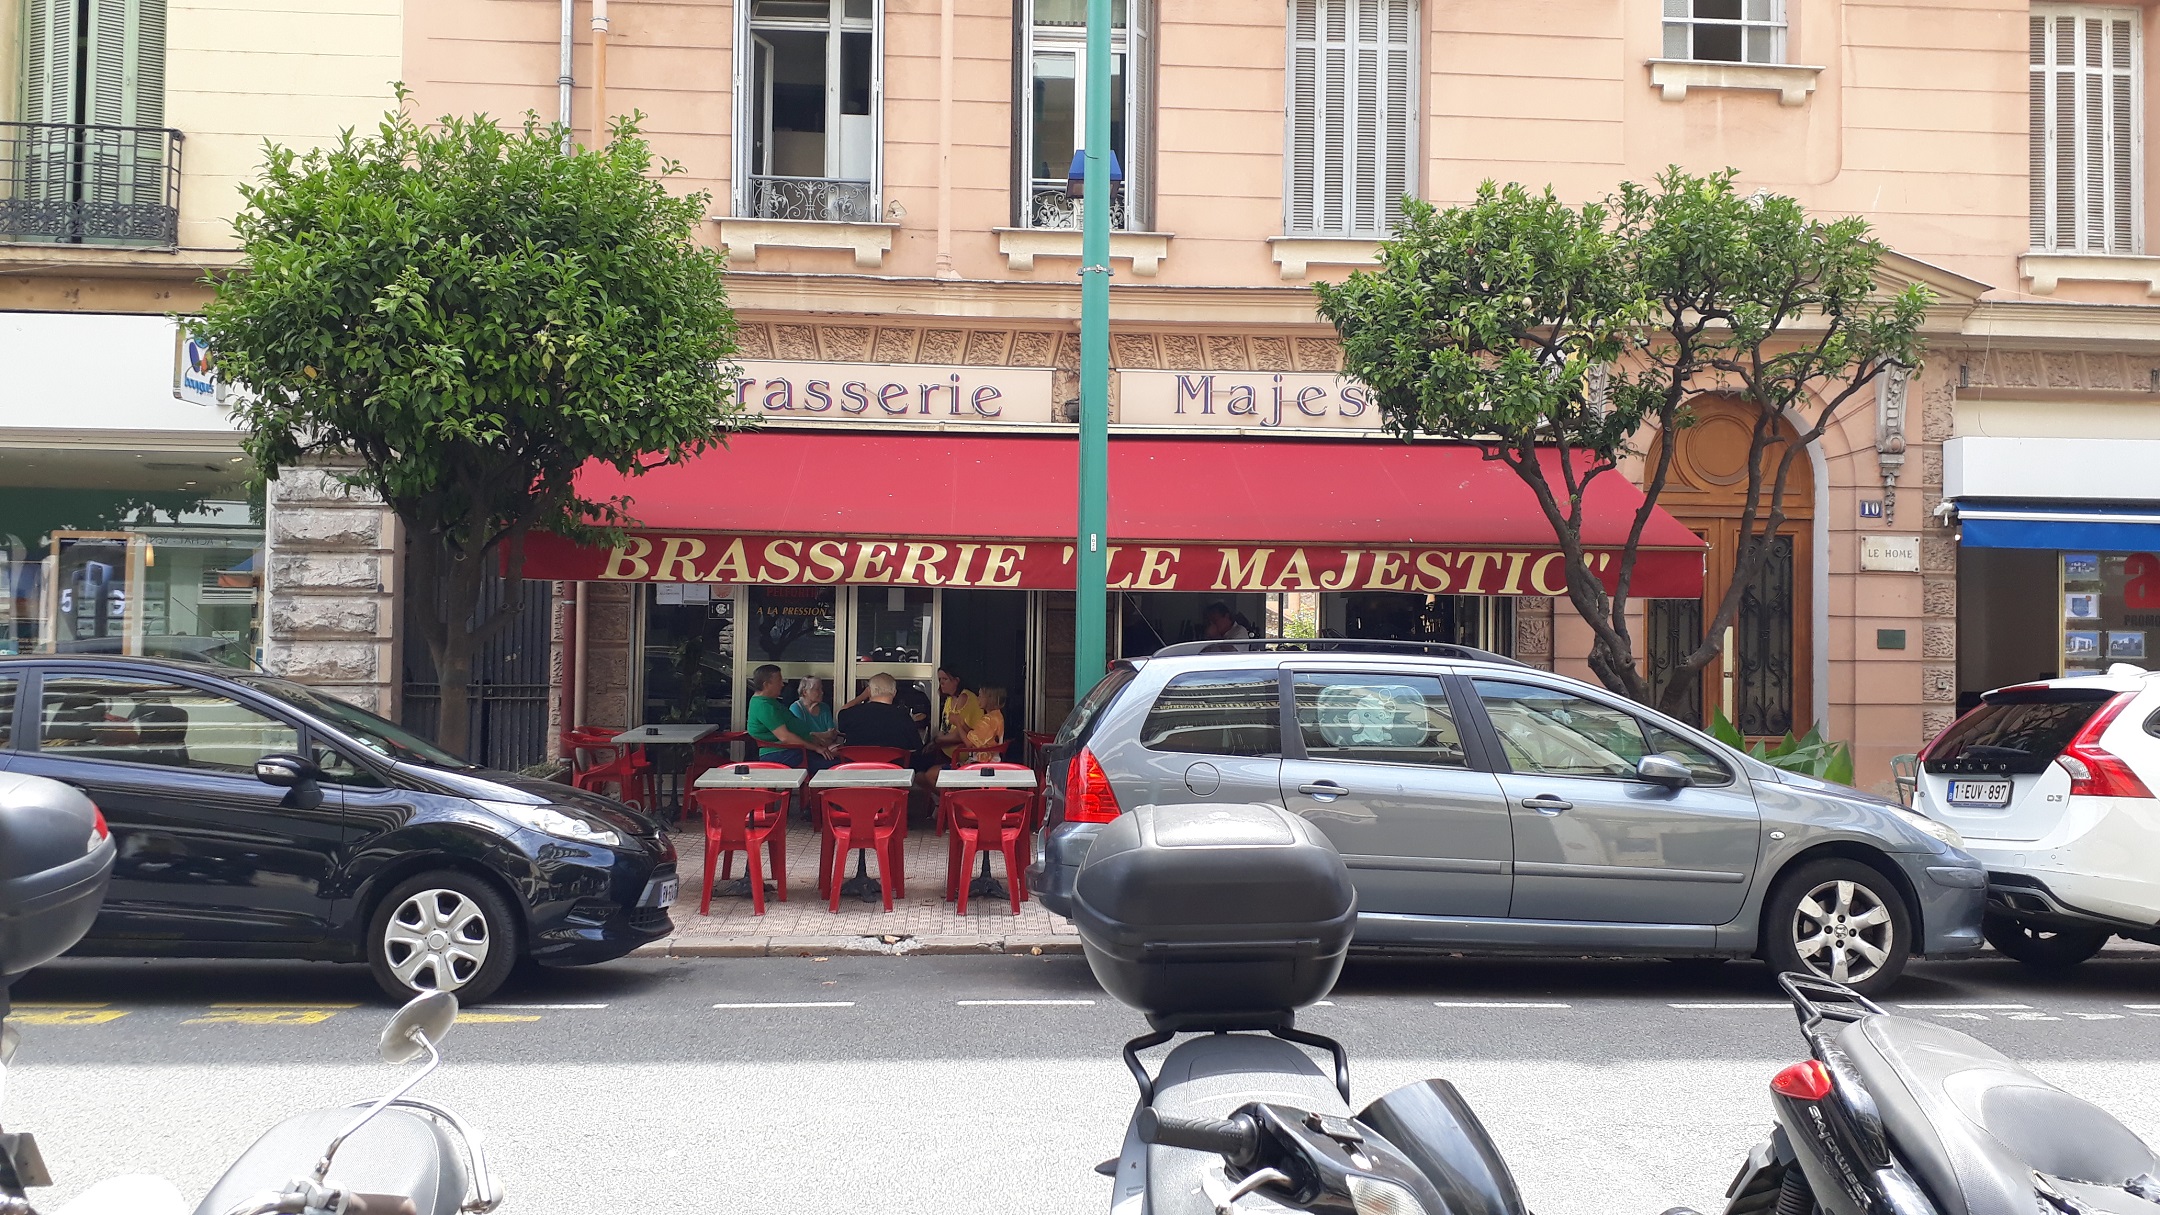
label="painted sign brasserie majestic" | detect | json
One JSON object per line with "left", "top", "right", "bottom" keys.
{"left": 521, "top": 532, "right": 1703, "bottom": 597}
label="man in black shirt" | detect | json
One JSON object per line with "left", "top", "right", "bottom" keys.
{"left": 837, "top": 673, "right": 924, "bottom": 754}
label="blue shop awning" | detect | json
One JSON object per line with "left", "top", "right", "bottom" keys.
{"left": 1958, "top": 503, "right": 2160, "bottom": 551}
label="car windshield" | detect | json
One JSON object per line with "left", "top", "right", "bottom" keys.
{"left": 239, "top": 677, "right": 476, "bottom": 769}
{"left": 1924, "top": 689, "right": 2111, "bottom": 774}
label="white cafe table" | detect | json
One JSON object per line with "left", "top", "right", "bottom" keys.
{"left": 693, "top": 765, "right": 809, "bottom": 791}
{"left": 810, "top": 766, "right": 916, "bottom": 789}
{"left": 934, "top": 766, "right": 1039, "bottom": 790}
{"left": 612, "top": 724, "right": 718, "bottom": 746}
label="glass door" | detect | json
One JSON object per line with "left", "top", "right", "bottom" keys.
{"left": 1023, "top": 16, "right": 1127, "bottom": 228}
{"left": 744, "top": 585, "right": 839, "bottom": 706}
{"left": 849, "top": 586, "right": 937, "bottom": 725}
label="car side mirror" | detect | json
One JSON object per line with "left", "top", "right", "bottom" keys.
{"left": 256, "top": 754, "right": 324, "bottom": 810}
{"left": 1636, "top": 754, "right": 1695, "bottom": 789}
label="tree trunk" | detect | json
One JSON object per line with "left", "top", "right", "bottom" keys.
{"left": 406, "top": 530, "right": 492, "bottom": 761}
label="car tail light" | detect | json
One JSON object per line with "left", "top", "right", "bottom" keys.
{"left": 1064, "top": 748, "right": 1123, "bottom": 824}
{"left": 88, "top": 804, "right": 108, "bottom": 851}
{"left": 1771, "top": 1059, "right": 1833, "bottom": 1101}
{"left": 2056, "top": 692, "right": 2154, "bottom": 799}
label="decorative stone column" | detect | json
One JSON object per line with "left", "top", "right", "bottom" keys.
{"left": 1514, "top": 596, "right": 1555, "bottom": 671}
{"left": 264, "top": 466, "right": 402, "bottom": 715}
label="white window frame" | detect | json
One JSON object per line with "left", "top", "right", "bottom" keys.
{"left": 1282, "top": 0, "right": 1419, "bottom": 239}
{"left": 2029, "top": 4, "right": 2143, "bottom": 255}
{"left": 1018, "top": 3, "right": 1143, "bottom": 231}
{"left": 730, "top": 0, "right": 884, "bottom": 221}
{"left": 1661, "top": 0, "right": 1786, "bottom": 66}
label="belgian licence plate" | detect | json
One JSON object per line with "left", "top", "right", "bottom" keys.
{"left": 642, "top": 876, "right": 679, "bottom": 909}
{"left": 1948, "top": 780, "right": 2012, "bottom": 807}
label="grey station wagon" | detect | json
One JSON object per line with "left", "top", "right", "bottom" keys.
{"left": 1026, "top": 640, "right": 1985, "bottom": 995}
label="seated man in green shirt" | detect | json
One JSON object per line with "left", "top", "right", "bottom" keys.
{"left": 746, "top": 664, "right": 835, "bottom": 764}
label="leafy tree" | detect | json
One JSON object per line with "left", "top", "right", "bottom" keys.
{"left": 1317, "top": 169, "right": 1931, "bottom": 716}
{"left": 198, "top": 99, "right": 745, "bottom": 755}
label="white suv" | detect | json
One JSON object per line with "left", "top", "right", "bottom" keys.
{"left": 1915, "top": 663, "right": 2160, "bottom": 969}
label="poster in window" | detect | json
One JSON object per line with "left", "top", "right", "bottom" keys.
{"left": 2066, "top": 592, "right": 2100, "bottom": 620}
{"left": 2066, "top": 631, "right": 2101, "bottom": 659}
{"left": 2065, "top": 553, "right": 2101, "bottom": 582}
{"left": 2108, "top": 631, "right": 2146, "bottom": 660}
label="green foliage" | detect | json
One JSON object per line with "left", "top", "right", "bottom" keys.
{"left": 1709, "top": 710, "right": 1857, "bottom": 787}
{"left": 1316, "top": 168, "right": 1933, "bottom": 708}
{"left": 198, "top": 97, "right": 745, "bottom": 559}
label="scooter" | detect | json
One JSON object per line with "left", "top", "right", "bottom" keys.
{"left": 0, "top": 777, "right": 501, "bottom": 1215}
{"left": 1720, "top": 974, "right": 2160, "bottom": 1215}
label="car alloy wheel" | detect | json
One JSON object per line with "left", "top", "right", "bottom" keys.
{"left": 1790, "top": 879, "right": 1895, "bottom": 985}
{"left": 383, "top": 888, "right": 492, "bottom": 993}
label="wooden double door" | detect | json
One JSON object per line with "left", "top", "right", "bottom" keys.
{"left": 1646, "top": 399, "right": 1814, "bottom": 739}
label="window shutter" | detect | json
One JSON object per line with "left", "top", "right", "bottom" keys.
{"left": 1129, "top": 0, "right": 1155, "bottom": 230}
{"left": 1286, "top": 0, "right": 1415, "bottom": 236}
{"left": 23, "top": 0, "right": 81, "bottom": 127}
{"left": 2029, "top": 6, "right": 2139, "bottom": 254}
{"left": 78, "top": 0, "right": 166, "bottom": 127}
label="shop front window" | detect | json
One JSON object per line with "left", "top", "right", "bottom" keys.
{"left": 747, "top": 585, "right": 838, "bottom": 698}
{"left": 0, "top": 472, "right": 262, "bottom": 667}
{"left": 1322, "top": 592, "right": 1515, "bottom": 656}
{"left": 2060, "top": 551, "right": 2160, "bottom": 674}
{"left": 642, "top": 584, "right": 735, "bottom": 727}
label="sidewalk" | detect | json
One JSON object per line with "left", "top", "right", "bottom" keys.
{"left": 634, "top": 821, "right": 1084, "bottom": 958}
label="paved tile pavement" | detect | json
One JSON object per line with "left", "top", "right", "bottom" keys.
{"left": 638, "top": 820, "right": 1080, "bottom": 958}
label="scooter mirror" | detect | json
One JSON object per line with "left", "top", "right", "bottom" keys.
{"left": 378, "top": 991, "right": 458, "bottom": 1064}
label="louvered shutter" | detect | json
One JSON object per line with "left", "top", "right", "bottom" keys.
{"left": 85, "top": 0, "right": 167, "bottom": 127}
{"left": 1128, "top": 0, "right": 1156, "bottom": 230}
{"left": 23, "top": 0, "right": 80, "bottom": 126}
{"left": 1286, "top": 0, "right": 1416, "bottom": 236}
{"left": 2029, "top": 6, "right": 2139, "bottom": 254}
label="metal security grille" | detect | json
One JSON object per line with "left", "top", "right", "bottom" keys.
{"left": 401, "top": 573, "right": 553, "bottom": 773}
{"left": 0, "top": 122, "right": 181, "bottom": 245}
{"left": 1286, "top": 0, "right": 1416, "bottom": 237}
{"left": 1736, "top": 534, "right": 1795, "bottom": 738}
{"left": 1648, "top": 598, "right": 1705, "bottom": 726}
{"left": 2029, "top": 7, "right": 2141, "bottom": 253}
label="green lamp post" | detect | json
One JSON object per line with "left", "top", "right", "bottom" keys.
{"left": 1071, "top": 0, "right": 1115, "bottom": 699}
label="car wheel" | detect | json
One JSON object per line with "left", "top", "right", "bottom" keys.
{"left": 1983, "top": 916, "right": 2109, "bottom": 970}
{"left": 366, "top": 872, "right": 519, "bottom": 1005}
{"left": 1764, "top": 859, "right": 1912, "bottom": 997}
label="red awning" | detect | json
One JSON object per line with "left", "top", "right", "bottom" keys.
{"left": 522, "top": 431, "right": 1705, "bottom": 597}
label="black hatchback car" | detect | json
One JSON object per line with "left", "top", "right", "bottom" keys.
{"left": 0, "top": 655, "right": 677, "bottom": 1003}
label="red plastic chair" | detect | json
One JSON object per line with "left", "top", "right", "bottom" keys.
{"left": 935, "top": 760, "right": 1031, "bottom": 835}
{"left": 819, "top": 782, "right": 907, "bottom": 913}
{"left": 684, "top": 731, "right": 753, "bottom": 804}
{"left": 834, "top": 745, "right": 912, "bottom": 765}
{"left": 690, "top": 781, "right": 789, "bottom": 916}
{"left": 945, "top": 785, "right": 1035, "bottom": 916}
{"left": 564, "top": 728, "right": 654, "bottom": 810}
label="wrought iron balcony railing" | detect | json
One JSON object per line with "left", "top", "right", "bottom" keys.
{"left": 0, "top": 122, "right": 183, "bottom": 247}
{"left": 1026, "top": 179, "right": 1129, "bottom": 230}
{"left": 747, "top": 175, "right": 876, "bottom": 223}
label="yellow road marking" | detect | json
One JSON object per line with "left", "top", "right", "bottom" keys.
{"left": 185, "top": 1009, "right": 339, "bottom": 1025}
{"left": 455, "top": 1013, "right": 542, "bottom": 1024}
{"left": 11, "top": 1009, "right": 128, "bottom": 1025}
{"left": 10, "top": 1002, "right": 109, "bottom": 1009}
{"left": 207, "top": 1002, "right": 360, "bottom": 1010}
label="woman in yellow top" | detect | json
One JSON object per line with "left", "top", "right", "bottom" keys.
{"left": 959, "top": 686, "right": 1007, "bottom": 765}
{"left": 931, "top": 666, "right": 986, "bottom": 766}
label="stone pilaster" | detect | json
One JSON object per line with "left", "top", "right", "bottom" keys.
{"left": 1514, "top": 595, "right": 1554, "bottom": 671}
{"left": 264, "top": 466, "right": 401, "bottom": 715}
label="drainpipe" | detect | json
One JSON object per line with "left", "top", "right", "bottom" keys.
{"left": 559, "top": 583, "right": 580, "bottom": 747}
{"left": 573, "top": 582, "right": 590, "bottom": 730}
{"left": 591, "top": 0, "right": 610, "bottom": 148}
{"left": 558, "top": 0, "right": 576, "bottom": 152}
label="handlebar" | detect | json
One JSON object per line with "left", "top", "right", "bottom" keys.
{"left": 1137, "top": 1108, "right": 1262, "bottom": 1166}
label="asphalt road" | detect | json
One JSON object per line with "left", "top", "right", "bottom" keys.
{"left": 7, "top": 951, "right": 2160, "bottom": 1215}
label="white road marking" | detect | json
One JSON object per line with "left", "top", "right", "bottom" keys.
{"left": 1668, "top": 1002, "right": 1790, "bottom": 1009}
{"left": 1895, "top": 1003, "right": 2033, "bottom": 1010}
{"left": 956, "top": 999, "right": 1097, "bottom": 1006}
{"left": 2123, "top": 1004, "right": 2160, "bottom": 1009}
{"left": 712, "top": 1001, "right": 857, "bottom": 1009}
{"left": 487, "top": 1003, "right": 609, "bottom": 1010}
{"left": 1435, "top": 1000, "right": 1569, "bottom": 1009}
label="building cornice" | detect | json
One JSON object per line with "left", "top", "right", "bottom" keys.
{"left": 0, "top": 243, "right": 243, "bottom": 280}
{"left": 726, "top": 270, "right": 1338, "bottom": 329}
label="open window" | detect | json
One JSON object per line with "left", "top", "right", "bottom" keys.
{"left": 734, "top": 0, "right": 881, "bottom": 222}
{"left": 1014, "top": 0, "right": 1151, "bottom": 230}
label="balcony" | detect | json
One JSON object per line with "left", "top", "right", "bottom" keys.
{"left": 1024, "top": 179, "right": 1129, "bottom": 230}
{"left": 0, "top": 122, "right": 182, "bottom": 247}
{"left": 746, "top": 175, "right": 876, "bottom": 223}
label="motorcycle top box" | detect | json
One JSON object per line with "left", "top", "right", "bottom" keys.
{"left": 1073, "top": 803, "right": 1356, "bottom": 1031}
{"left": 0, "top": 773, "right": 113, "bottom": 989}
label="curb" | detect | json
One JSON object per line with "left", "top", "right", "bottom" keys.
{"left": 631, "top": 936, "right": 1085, "bottom": 959}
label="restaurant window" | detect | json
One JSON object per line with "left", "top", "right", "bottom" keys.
{"left": 0, "top": 464, "right": 263, "bottom": 667}
{"left": 1285, "top": 0, "right": 1416, "bottom": 237}
{"left": 2029, "top": 6, "right": 2140, "bottom": 254}
{"left": 736, "top": 0, "right": 881, "bottom": 222}
{"left": 2060, "top": 551, "right": 2159, "bottom": 676}
{"left": 642, "top": 584, "right": 736, "bottom": 728}
{"left": 1139, "top": 671, "right": 1281, "bottom": 757}
{"left": 1015, "top": 0, "right": 1150, "bottom": 230}
{"left": 1661, "top": 0, "right": 1785, "bottom": 64}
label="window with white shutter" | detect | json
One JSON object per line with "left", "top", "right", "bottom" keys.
{"left": 2029, "top": 6, "right": 2140, "bottom": 254}
{"left": 1284, "top": 0, "right": 1417, "bottom": 238}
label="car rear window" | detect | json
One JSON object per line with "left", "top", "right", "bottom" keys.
{"left": 1924, "top": 689, "right": 2112, "bottom": 774}
{"left": 1052, "top": 665, "right": 1139, "bottom": 749}
{"left": 1139, "top": 671, "right": 1282, "bottom": 758}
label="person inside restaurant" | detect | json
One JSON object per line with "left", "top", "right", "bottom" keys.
{"left": 746, "top": 663, "right": 838, "bottom": 765}
{"left": 836, "top": 673, "right": 922, "bottom": 753}
{"left": 929, "top": 666, "right": 985, "bottom": 767}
